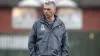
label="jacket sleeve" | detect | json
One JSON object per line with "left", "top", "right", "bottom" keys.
{"left": 61, "top": 26, "right": 69, "bottom": 56}
{"left": 28, "top": 22, "right": 37, "bottom": 56}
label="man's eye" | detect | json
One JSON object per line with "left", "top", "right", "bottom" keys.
{"left": 43, "top": 8, "right": 46, "bottom": 10}
{"left": 47, "top": 9, "right": 51, "bottom": 10}
{"left": 43, "top": 8, "right": 51, "bottom": 10}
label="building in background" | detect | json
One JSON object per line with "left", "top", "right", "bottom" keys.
{"left": 0, "top": 0, "right": 100, "bottom": 56}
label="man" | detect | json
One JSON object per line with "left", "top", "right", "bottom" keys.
{"left": 28, "top": 1, "right": 69, "bottom": 56}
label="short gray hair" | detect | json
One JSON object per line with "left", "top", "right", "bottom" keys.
{"left": 44, "top": 1, "right": 56, "bottom": 8}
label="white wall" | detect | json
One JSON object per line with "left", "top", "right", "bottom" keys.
{"left": 0, "top": 34, "right": 28, "bottom": 50}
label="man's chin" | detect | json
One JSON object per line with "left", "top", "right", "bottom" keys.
{"left": 45, "top": 16, "right": 50, "bottom": 18}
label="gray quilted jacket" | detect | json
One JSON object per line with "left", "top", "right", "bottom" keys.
{"left": 28, "top": 15, "right": 69, "bottom": 56}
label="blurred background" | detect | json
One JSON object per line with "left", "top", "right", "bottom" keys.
{"left": 0, "top": 0, "right": 100, "bottom": 56}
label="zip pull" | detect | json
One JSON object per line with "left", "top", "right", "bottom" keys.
{"left": 59, "top": 26, "right": 60, "bottom": 28}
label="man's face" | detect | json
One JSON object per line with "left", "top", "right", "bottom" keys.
{"left": 43, "top": 4, "right": 56, "bottom": 18}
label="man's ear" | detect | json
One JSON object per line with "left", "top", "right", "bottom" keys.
{"left": 54, "top": 8, "right": 56, "bottom": 13}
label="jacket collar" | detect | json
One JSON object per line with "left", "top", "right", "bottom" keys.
{"left": 40, "top": 14, "right": 63, "bottom": 28}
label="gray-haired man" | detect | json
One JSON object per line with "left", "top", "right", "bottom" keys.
{"left": 28, "top": 1, "right": 69, "bottom": 56}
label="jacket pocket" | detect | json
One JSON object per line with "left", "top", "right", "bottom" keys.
{"left": 38, "top": 43, "right": 47, "bottom": 55}
{"left": 52, "top": 49, "right": 61, "bottom": 56}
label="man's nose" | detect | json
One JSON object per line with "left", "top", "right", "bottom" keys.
{"left": 45, "top": 10, "right": 48, "bottom": 13}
